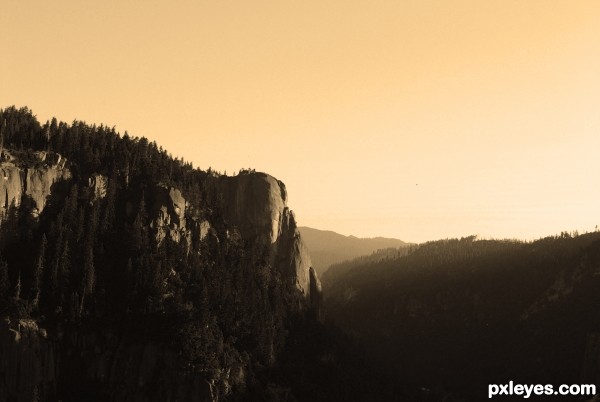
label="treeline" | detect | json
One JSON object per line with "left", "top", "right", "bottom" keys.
{"left": 0, "top": 106, "right": 223, "bottom": 208}
{"left": 322, "top": 246, "right": 414, "bottom": 286}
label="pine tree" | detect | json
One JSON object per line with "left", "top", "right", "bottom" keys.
{"left": 64, "top": 185, "right": 79, "bottom": 230}
{"left": 0, "top": 256, "right": 9, "bottom": 305}
{"left": 32, "top": 234, "right": 47, "bottom": 309}
{"left": 100, "top": 177, "right": 117, "bottom": 233}
{"left": 131, "top": 195, "right": 149, "bottom": 254}
{"left": 13, "top": 271, "right": 21, "bottom": 303}
{"left": 80, "top": 206, "right": 98, "bottom": 314}
{"left": 80, "top": 245, "right": 94, "bottom": 316}
{"left": 58, "top": 239, "right": 71, "bottom": 310}
{"left": 49, "top": 229, "right": 63, "bottom": 304}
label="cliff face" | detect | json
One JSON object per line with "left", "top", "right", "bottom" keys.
{"left": 149, "top": 184, "right": 191, "bottom": 245}
{"left": 128, "top": 171, "right": 320, "bottom": 308}
{"left": 217, "top": 173, "right": 321, "bottom": 307}
{"left": 216, "top": 173, "right": 287, "bottom": 244}
{"left": 146, "top": 171, "right": 322, "bottom": 306}
{"left": 0, "top": 154, "right": 318, "bottom": 305}
{"left": 1, "top": 151, "right": 71, "bottom": 216}
{"left": 0, "top": 150, "right": 319, "bottom": 400}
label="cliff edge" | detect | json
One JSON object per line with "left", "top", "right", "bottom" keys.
{"left": 218, "top": 172, "right": 321, "bottom": 309}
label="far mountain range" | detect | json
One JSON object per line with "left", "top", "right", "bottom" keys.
{"left": 298, "top": 226, "right": 410, "bottom": 276}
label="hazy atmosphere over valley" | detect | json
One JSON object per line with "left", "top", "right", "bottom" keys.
{"left": 3, "top": 1, "right": 600, "bottom": 243}
{"left": 2, "top": 2, "right": 600, "bottom": 401}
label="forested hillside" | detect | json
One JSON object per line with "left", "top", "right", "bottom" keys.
{"left": 326, "top": 233, "right": 600, "bottom": 400}
{"left": 0, "top": 106, "right": 397, "bottom": 402}
{"left": 322, "top": 246, "right": 414, "bottom": 286}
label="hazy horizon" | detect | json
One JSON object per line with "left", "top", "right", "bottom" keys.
{"left": 3, "top": 1, "right": 599, "bottom": 243}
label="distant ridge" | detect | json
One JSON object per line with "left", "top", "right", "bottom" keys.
{"left": 298, "top": 226, "right": 410, "bottom": 276}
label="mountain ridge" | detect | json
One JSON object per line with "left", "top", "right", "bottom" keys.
{"left": 0, "top": 106, "right": 336, "bottom": 401}
{"left": 298, "top": 226, "right": 410, "bottom": 276}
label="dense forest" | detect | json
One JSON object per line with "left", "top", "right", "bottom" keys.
{"left": 325, "top": 233, "right": 600, "bottom": 400}
{"left": 0, "top": 106, "right": 398, "bottom": 402}
{"left": 322, "top": 246, "right": 414, "bottom": 285}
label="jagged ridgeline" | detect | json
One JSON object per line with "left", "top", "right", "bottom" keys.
{"left": 0, "top": 106, "right": 342, "bottom": 402}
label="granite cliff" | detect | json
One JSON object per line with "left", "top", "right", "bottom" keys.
{"left": 1, "top": 150, "right": 71, "bottom": 217}
{"left": 217, "top": 173, "right": 321, "bottom": 307}
{"left": 0, "top": 146, "right": 320, "bottom": 400}
{"left": 0, "top": 148, "right": 319, "bottom": 307}
{"left": 145, "top": 172, "right": 321, "bottom": 308}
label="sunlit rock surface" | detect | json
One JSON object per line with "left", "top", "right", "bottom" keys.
{"left": 1, "top": 151, "right": 71, "bottom": 216}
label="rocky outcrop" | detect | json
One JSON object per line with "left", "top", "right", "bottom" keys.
{"left": 0, "top": 164, "right": 23, "bottom": 211}
{"left": 217, "top": 172, "right": 321, "bottom": 308}
{"left": 150, "top": 184, "right": 190, "bottom": 245}
{"left": 121, "top": 171, "right": 320, "bottom": 309}
{"left": 144, "top": 173, "right": 319, "bottom": 312}
{"left": 198, "top": 220, "right": 211, "bottom": 241}
{"left": 25, "top": 166, "right": 71, "bottom": 214}
{"left": 0, "top": 151, "right": 71, "bottom": 217}
{"left": 155, "top": 185, "right": 187, "bottom": 228}
{"left": 309, "top": 267, "right": 322, "bottom": 316}
{"left": 217, "top": 173, "right": 287, "bottom": 244}
{"left": 88, "top": 173, "right": 108, "bottom": 201}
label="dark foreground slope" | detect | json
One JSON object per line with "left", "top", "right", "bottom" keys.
{"left": 0, "top": 107, "right": 401, "bottom": 402}
{"left": 326, "top": 234, "right": 600, "bottom": 400}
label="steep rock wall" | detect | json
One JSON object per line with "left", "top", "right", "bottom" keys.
{"left": 0, "top": 154, "right": 71, "bottom": 216}
{"left": 127, "top": 172, "right": 320, "bottom": 307}
{"left": 217, "top": 173, "right": 321, "bottom": 307}
{"left": 25, "top": 166, "right": 72, "bottom": 214}
{"left": 217, "top": 173, "right": 286, "bottom": 244}
{"left": 0, "top": 165, "right": 23, "bottom": 211}
{"left": 141, "top": 172, "right": 319, "bottom": 308}
{"left": 150, "top": 184, "right": 190, "bottom": 245}
{"left": 0, "top": 166, "right": 320, "bottom": 400}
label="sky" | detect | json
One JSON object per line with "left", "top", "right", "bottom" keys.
{"left": 2, "top": 0, "right": 600, "bottom": 243}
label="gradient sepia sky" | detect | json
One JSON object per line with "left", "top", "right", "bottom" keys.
{"left": 2, "top": 1, "right": 600, "bottom": 243}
